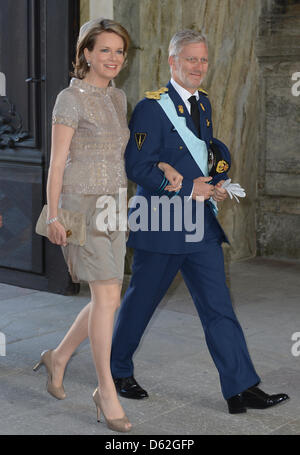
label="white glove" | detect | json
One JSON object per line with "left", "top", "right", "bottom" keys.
{"left": 221, "top": 179, "right": 246, "bottom": 203}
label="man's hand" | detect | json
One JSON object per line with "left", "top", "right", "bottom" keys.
{"left": 192, "top": 176, "right": 214, "bottom": 200}
{"left": 212, "top": 180, "right": 228, "bottom": 202}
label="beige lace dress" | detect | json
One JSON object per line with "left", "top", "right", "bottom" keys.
{"left": 52, "top": 78, "right": 130, "bottom": 284}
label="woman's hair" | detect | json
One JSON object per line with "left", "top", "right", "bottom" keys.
{"left": 168, "top": 29, "right": 207, "bottom": 57}
{"left": 72, "top": 18, "right": 130, "bottom": 79}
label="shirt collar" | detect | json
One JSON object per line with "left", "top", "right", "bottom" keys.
{"left": 70, "top": 77, "right": 113, "bottom": 95}
{"left": 170, "top": 78, "right": 199, "bottom": 103}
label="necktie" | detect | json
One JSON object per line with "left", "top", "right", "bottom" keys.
{"left": 188, "top": 95, "right": 201, "bottom": 138}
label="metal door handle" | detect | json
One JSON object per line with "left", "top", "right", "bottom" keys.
{"left": 25, "top": 76, "right": 46, "bottom": 83}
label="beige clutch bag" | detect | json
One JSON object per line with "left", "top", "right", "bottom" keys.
{"left": 35, "top": 205, "right": 86, "bottom": 246}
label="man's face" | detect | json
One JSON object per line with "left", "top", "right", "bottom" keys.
{"left": 169, "top": 42, "right": 208, "bottom": 93}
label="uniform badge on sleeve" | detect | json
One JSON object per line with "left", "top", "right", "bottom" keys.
{"left": 216, "top": 160, "right": 229, "bottom": 173}
{"left": 135, "top": 133, "right": 147, "bottom": 151}
{"left": 208, "top": 143, "right": 230, "bottom": 176}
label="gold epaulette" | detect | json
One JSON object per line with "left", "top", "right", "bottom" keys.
{"left": 144, "top": 87, "right": 168, "bottom": 100}
{"left": 198, "top": 88, "right": 208, "bottom": 96}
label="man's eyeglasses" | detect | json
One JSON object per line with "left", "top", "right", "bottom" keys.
{"left": 179, "top": 56, "right": 208, "bottom": 65}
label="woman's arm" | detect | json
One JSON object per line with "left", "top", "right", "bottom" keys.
{"left": 46, "top": 124, "right": 75, "bottom": 246}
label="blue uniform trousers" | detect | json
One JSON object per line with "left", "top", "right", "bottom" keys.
{"left": 111, "top": 241, "right": 260, "bottom": 399}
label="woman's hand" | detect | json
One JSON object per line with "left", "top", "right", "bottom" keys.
{"left": 158, "top": 162, "right": 183, "bottom": 192}
{"left": 47, "top": 220, "right": 67, "bottom": 247}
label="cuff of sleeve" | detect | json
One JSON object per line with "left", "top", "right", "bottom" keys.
{"left": 52, "top": 115, "right": 78, "bottom": 130}
{"left": 173, "top": 178, "right": 194, "bottom": 198}
{"left": 157, "top": 177, "right": 169, "bottom": 194}
{"left": 211, "top": 173, "right": 228, "bottom": 185}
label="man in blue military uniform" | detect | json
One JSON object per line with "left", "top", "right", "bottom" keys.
{"left": 111, "top": 30, "right": 289, "bottom": 413}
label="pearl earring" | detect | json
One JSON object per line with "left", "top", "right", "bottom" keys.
{"left": 87, "top": 61, "right": 91, "bottom": 67}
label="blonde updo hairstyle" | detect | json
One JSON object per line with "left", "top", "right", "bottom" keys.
{"left": 73, "top": 18, "right": 130, "bottom": 80}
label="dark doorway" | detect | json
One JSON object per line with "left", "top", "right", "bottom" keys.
{"left": 0, "top": 0, "right": 80, "bottom": 294}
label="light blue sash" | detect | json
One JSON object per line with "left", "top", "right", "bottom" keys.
{"left": 157, "top": 93, "right": 217, "bottom": 215}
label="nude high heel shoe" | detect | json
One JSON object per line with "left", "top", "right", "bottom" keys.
{"left": 92, "top": 387, "right": 132, "bottom": 432}
{"left": 33, "top": 350, "right": 66, "bottom": 400}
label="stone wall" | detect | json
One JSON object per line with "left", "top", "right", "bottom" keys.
{"left": 256, "top": 0, "right": 300, "bottom": 259}
{"left": 80, "top": 0, "right": 89, "bottom": 25}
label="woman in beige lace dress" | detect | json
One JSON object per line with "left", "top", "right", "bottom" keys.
{"left": 33, "top": 19, "right": 132, "bottom": 432}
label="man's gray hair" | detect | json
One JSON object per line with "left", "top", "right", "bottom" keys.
{"left": 168, "top": 29, "right": 207, "bottom": 57}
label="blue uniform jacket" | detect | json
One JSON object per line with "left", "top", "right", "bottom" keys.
{"left": 125, "top": 81, "right": 230, "bottom": 254}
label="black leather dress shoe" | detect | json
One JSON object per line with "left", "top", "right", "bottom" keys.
{"left": 227, "top": 386, "right": 289, "bottom": 414}
{"left": 114, "top": 376, "right": 149, "bottom": 399}
{"left": 227, "top": 394, "right": 247, "bottom": 414}
{"left": 242, "top": 386, "right": 289, "bottom": 409}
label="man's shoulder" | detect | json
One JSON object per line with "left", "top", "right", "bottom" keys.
{"left": 136, "top": 86, "right": 169, "bottom": 106}
{"left": 197, "top": 87, "right": 212, "bottom": 111}
{"left": 132, "top": 98, "right": 157, "bottom": 118}
{"left": 198, "top": 87, "right": 208, "bottom": 97}
{"left": 132, "top": 87, "right": 169, "bottom": 116}
{"left": 144, "top": 86, "right": 169, "bottom": 100}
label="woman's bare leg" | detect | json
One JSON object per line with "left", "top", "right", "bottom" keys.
{"left": 50, "top": 283, "right": 123, "bottom": 393}
{"left": 51, "top": 302, "right": 90, "bottom": 387}
{"left": 88, "top": 281, "right": 130, "bottom": 427}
